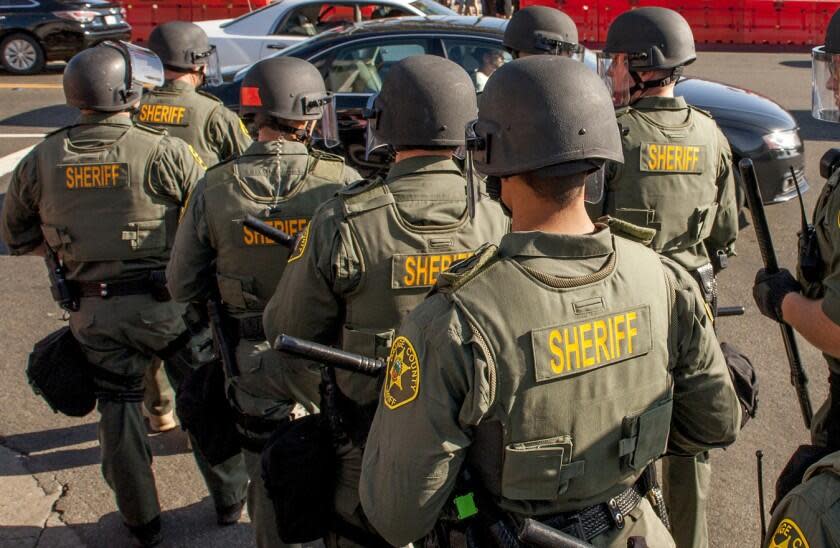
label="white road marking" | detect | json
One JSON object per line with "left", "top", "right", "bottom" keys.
{"left": 0, "top": 145, "right": 36, "bottom": 191}
{"left": 0, "top": 133, "right": 46, "bottom": 138}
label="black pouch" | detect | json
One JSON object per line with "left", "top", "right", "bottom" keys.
{"left": 773, "top": 444, "right": 833, "bottom": 511}
{"left": 149, "top": 270, "right": 171, "bottom": 302}
{"left": 261, "top": 414, "right": 336, "bottom": 543}
{"left": 175, "top": 359, "right": 242, "bottom": 466}
{"left": 721, "top": 341, "right": 759, "bottom": 427}
{"left": 26, "top": 327, "right": 96, "bottom": 417}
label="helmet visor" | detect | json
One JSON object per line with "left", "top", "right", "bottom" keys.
{"left": 597, "top": 52, "right": 631, "bottom": 108}
{"left": 584, "top": 165, "right": 605, "bottom": 204}
{"left": 117, "top": 41, "right": 165, "bottom": 89}
{"left": 197, "top": 45, "right": 222, "bottom": 87}
{"left": 312, "top": 94, "right": 340, "bottom": 148}
{"left": 534, "top": 32, "right": 585, "bottom": 61}
{"left": 812, "top": 46, "right": 840, "bottom": 122}
{"left": 364, "top": 94, "right": 388, "bottom": 160}
{"left": 464, "top": 119, "right": 485, "bottom": 219}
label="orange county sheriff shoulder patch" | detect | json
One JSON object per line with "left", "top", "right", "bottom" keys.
{"left": 383, "top": 336, "right": 420, "bottom": 410}
{"left": 287, "top": 222, "right": 311, "bottom": 263}
{"left": 768, "top": 518, "right": 810, "bottom": 548}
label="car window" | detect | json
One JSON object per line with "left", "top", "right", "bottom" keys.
{"left": 275, "top": 3, "right": 414, "bottom": 36}
{"left": 314, "top": 39, "right": 430, "bottom": 93}
{"left": 221, "top": 2, "right": 281, "bottom": 29}
{"left": 443, "top": 39, "right": 511, "bottom": 92}
{"left": 0, "top": 0, "right": 39, "bottom": 6}
{"left": 410, "top": 0, "right": 457, "bottom": 15}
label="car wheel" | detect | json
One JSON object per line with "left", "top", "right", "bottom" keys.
{"left": 1, "top": 34, "right": 45, "bottom": 75}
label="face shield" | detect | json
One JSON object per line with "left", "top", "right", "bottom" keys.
{"left": 305, "top": 94, "right": 340, "bottom": 148}
{"left": 194, "top": 45, "right": 222, "bottom": 87}
{"left": 597, "top": 52, "right": 632, "bottom": 108}
{"left": 363, "top": 93, "right": 388, "bottom": 160}
{"left": 584, "top": 165, "right": 605, "bottom": 204}
{"left": 464, "top": 119, "right": 489, "bottom": 219}
{"left": 112, "top": 41, "right": 165, "bottom": 90}
{"left": 812, "top": 46, "right": 840, "bottom": 122}
{"left": 534, "top": 32, "right": 585, "bottom": 61}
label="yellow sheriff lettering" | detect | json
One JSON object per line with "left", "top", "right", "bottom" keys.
{"left": 546, "top": 311, "right": 640, "bottom": 376}
{"left": 139, "top": 104, "right": 188, "bottom": 125}
{"left": 400, "top": 251, "right": 473, "bottom": 287}
{"left": 242, "top": 218, "right": 308, "bottom": 246}
{"left": 642, "top": 143, "right": 703, "bottom": 173}
{"left": 64, "top": 164, "right": 123, "bottom": 189}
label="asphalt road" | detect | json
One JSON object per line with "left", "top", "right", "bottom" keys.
{"left": 1, "top": 52, "right": 839, "bottom": 548}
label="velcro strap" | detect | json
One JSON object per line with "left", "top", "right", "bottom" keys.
{"left": 234, "top": 316, "right": 265, "bottom": 341}
{"left": 341, "top": 183, "right": 395, "bottom": 216}
{"left": 543, "top": 480, "right": 645, "bottom": 541}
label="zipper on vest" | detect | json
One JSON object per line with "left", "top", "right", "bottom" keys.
{"left": 470, "top": 325, "right": 497, "bottom": 407}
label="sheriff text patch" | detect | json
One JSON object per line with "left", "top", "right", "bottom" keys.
{"left": 61, "top": 163, "right": 128, "bottom": 190}
{"left": 391, "top": 251, "right": 474, "bottom": 289}
{"left": 137, "top": 104, "right": 190, "bottom": 126}
{"left": 639, "top": 142, "right": 705, "bottom": 174}
{"left": 241, "top": 218, "right": 308, "bottom": 246}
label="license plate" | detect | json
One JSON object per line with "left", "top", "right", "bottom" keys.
{"left": 104, "top": 15, "right": 117, "bottom": 25}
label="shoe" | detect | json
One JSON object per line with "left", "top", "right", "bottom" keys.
{"left": 216, "top": 498, "right": 246, "bottom": 526}
{"left": 127, "top": 516, "right": 162, "bottom": 547}
{"left": 143, "top": 406, "right": 177, "bottom": 433}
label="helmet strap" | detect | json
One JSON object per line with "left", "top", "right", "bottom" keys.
{"left": 629, "top": 66, "right": 683, "bottom": 97}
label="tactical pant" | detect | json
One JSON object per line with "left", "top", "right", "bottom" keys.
{"left": 592, "top": 497, "right": 676, "bottom": 548}
{"left": 69, "top": 294, "right": 187, "bottom": 527}
{"left": 325, "top": 443, "right": 372, "bottom": 548}
{"left": 662, "top": 452, "right": 711, "bottom": 548}
{"left": 143, "top": 358, "right": 173, "bottom": 417}
{"left": 243, "top": 447, "right": 301, "bottom": 548}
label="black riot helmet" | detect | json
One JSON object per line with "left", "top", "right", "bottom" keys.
{"left": 811, "top": 9, "right": 840, "bottom": 122}
{"left": 364, "top": 55, "right": 476, "bottom": 156}
{"left": 240, "top": 57, "right": 338, "bottom": 145}
{"left": 64, "top": 41, "right": 164, "bottom": 112}
{"left": 503, "top": 6, "right": 582, "bottom": 59}
{"left": 465, "top": 56, "right": 623, "bottom": 215}
{"left": 147, "top": 21, "right": 222, "bottom": 85}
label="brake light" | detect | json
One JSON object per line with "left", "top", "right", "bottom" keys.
{"left": 54, "top": 10, "right": 99, "bottom": 23}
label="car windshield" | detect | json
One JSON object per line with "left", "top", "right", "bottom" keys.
{"left": 221, "top": 1, "right": 283, "bottom": 28}
{"left": 409, "top": 0, "right": 457, "bottom": 15}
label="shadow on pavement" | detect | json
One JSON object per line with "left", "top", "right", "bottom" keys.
{"left": 0, "top": 104, "right": 78, "bottom": 129}
{"left": 790, "top": 109, "right": 840, "bottom": 141}
{"left": 779, "top": 60, "right": 811, "bottom": 69}
{"left": 1, "top": 423, "right": 195, "bottom": 475}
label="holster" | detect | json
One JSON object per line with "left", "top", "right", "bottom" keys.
{"left": 691, "top": 263, "right": 718, "bottom": 316}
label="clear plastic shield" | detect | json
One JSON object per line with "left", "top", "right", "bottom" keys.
{"left": 364, "top": 93, "right": 388, "bottom": 160}
{"left": 464, "top": 119, "right": 484, "bottom": 219}
{"left": 812, "top": 46, "right": 840, "bottom": 122}
{"left": 534, "top": 32, "right": 585, "bottom": 61}
{"left": 200, "top": 45, "right": 223, "bottom": 87}
{"left": 313, "top": 95, "right": 340, "bottom": 148}
{"left": 583, "top": 165, "right": 605, "bottom": 204}
{"left": 597, "top": 52, "right": 631, "bottom": 108}
{"left": 118, "top": 41, "right": 164, "bottom": 89}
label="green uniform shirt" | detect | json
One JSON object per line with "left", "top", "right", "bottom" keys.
{"left": 0, "top": 112, "right": 203, "bottom": 282}
{"left": 360, "top": 227, "right": 740, "bottom": 546}
{"left": 135, "top": 80, "right": 252, "bottom": 167}
{"left": 600, "top": 96, "right": 739, "bottom": 272}
{"left": 765, "top": 451, "right": 840, "bottom": 548}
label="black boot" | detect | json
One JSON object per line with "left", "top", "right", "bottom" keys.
{"left": 216, "top": 498, "right": 246, "bottom": 526}
{"left": 127, "top": 516, "right": 162, "bottom": 547}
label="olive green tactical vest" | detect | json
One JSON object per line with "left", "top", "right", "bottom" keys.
{"left": 607, "top": 105, "right": 722, "bottom": 264}
{"left": 37, "top": 124, "right": 177, "bottom": 264}
{"left": 204, "top": 143, "right": 348, "bottom": 318}
{"left": 448, "top": 236, "right": 675, "bottom": 515}
{"left": 136, "top": 87, "right": 224, "bottom": 167}
{"left": 338, "top": 179, "right": 508, "bottom": 405}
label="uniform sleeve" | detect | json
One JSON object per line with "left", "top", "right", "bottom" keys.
{"left": 341, "top": 164, "right": 362, "bottom": 183}
{"left": 206, "top": 105, "right": 252, "bottom": 163}
{"left": 764, "top": 477, "right": 839, "bottom": 548}
{"left": 662, "top": 257, "right": 741, "bottom": 455}
{"left": 705, "top": 129, "right": 738, "bottom": 259}
{"left": 262, "top": 201, "right": 361, "bottom": 345}
{"left": 148, "top": 136, "right": 205, "bottom": 205}
{"left": 0, "top": 148, "right": 44, "bottom": 255}
{"left": 360, "top": 295, "right": 492, "bottom": 546}
{"left": 166, "top": 179, "right": 216, "bottom": 303}
{"left": 815, "top": 181, "right": 840, "bottom": 326}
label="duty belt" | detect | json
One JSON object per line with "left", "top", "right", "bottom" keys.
{"left": 541, "top": 479, "right": 646, "bottom": 542}
{"left": 232, "top": 315, "right": 265, "bottom": 341}
{"left": 75, "top": 271, "right": 169, "bottom": 300}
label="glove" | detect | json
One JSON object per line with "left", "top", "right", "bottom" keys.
{"left": 753, "top": 268, "right": 801, "bottom": 322}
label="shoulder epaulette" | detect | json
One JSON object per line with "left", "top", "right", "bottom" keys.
{"left": 197, "top": 90, "right": 223, "bottom": 103}
{"left": 206, "top": 153, "right": 240, "bottom": 173}
{"left": 436, "top": 243, "right": 499, "bottom": 293}
{"left": 614, "top": 105, "right": 633, "bottom": 118}
{"left": 338, "top": 177, "right": 382, "bottom": 197}
{"left": 134, "top": 122, "right": 167, "bottom": 135}
{"left": 599, "top": 215, "right": 657, "bottom": 247}
{"left": 309, "top": 149, "right": 346, "bottom": 181}
{"left": 687, "top": 104, "right": 714, "bottom": 119}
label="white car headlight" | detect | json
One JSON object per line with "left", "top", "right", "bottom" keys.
{"left": 763, "top": 129, "right": 801, "bottom": 151}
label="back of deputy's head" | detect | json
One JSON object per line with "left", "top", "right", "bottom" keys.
{"left": 503, "top": 6, "right": 581, "bottom": 58}
{"left": 367, "top": 54, "right": 476, "bottom": 149}
{"left": 240, "top": 56, "right": 328, "bottom": 120}
{"left": 148, "top": 21, "right": 212, "bottom": 71}
{"left": 603, "top": 7, "right": 696, "bottom": 71}
{"left": 471, "top": 55, "right": 622, "bottom": 178}
{"left": 64, "top": 43, "right": 140, "bottom": 112}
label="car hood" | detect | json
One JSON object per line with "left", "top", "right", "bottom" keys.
{"left": 194, "top": 19, "right": 232, "bottom": 35}
{"left": 55, "top": 0, "right": 121, "bottom": 7}
{"left": 675, "top": 77, "right": 797, "bottom": 133}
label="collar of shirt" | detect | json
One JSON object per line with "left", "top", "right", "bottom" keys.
{"left": 631, "top": 96, "right": 688, "bottom": 111}
{"left": 160, "top": 79, "right": 197, "bottom": 94}
{"left": 499, "top": 224, "right": 613, "bottom": 260}
{"left": 76, "top": 112, "right": 134, "bottom": 127}
{"left": 386, "top": 156, "right": 461, "bottom": 182}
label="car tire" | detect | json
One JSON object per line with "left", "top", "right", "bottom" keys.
{"left": 1, "top": 33, "right": 45, "bottom": 75}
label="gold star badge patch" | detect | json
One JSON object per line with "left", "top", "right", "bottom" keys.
{"left": 383, "top": 336, "right": 420, "bottom": 410}
{"left": 768, "top": 518, "right": 810, "bottom": 548}
{"left": 287, "top": 223, "right": 310, "bottom": 263}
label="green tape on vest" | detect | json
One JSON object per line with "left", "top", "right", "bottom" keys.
{"left": 454, "top": 492, "right": 478, "bottom": 520}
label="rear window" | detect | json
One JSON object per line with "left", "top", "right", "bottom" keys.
{"left": 409, "top": 0, "right": 455, "bottom": 15}
{"left": 221, "top": 1, "right": 282, "bottom": 28}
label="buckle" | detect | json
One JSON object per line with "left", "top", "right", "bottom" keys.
{"left": 98, "top": 283, "right": 110, "bottom": 298}
{"left": 607, "top": 497, "right": 625, "bottom": 529}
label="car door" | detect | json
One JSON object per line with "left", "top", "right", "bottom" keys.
{"left": 441, "top": 36, "right": 512, "bottom": 93}
{"left": 208, "top": 3, "right": 284, "bottom": 74}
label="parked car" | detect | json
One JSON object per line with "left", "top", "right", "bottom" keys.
{"left": 0, "top": 0, "right": 131, "bottom": 74}
{"left": 195, "top": 0, "right": 455, "bottom": 77}
{"left": 205, "top": 16, "right": 807, "bottom": 203}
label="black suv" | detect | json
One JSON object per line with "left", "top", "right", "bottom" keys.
{"left": 0, "top": 0, "right": 130, "bottom": 74}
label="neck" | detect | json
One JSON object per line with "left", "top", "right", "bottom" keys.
{"left": 511, "top": 201, "right": 595, "bottom": 233}
{"left": 638, "top": 82, "right": 676, "bottom": 99}
{"left": 165, "top": 70, "right": 201, "bottom": 89}
{"left": 80, "top": 109, "right": 131, "bottom": 118}
{"left": 395, "top": 149, "right": 453, "bottom": 162}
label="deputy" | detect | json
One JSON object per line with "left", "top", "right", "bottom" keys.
{"left": 166, "top": 56, "right": 359, "bottom": 548}
{"left": 359, "top": 55, "right": 741, "bottom": 548}
{"left": 595, "top": 8, "right": 740, "bottom": 547}
{"left": 263, "top": 55, "right": 509, "bottom": 546}
{"left": 503, "top": 5, "right": 583, "bottom": 59}
{"left": 0, "top": 42, "right": 204, "bottom": 547}
{"left": 754, "top": 10, "right": 840, "bottom": 546}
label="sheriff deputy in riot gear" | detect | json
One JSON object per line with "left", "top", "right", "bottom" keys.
{"left": 755, "top": 9, "right": 840, "bottom": 547}
{"left": 263, "top": 54, "right": 509, "bottom": 546}
{"left": 594, "top": 8, "right": 739, "bottom": 547}
{"left": 503, "top": 5, "right": 584, "bottom": 59}
{"left": 359, "top": 55, "right": 741, "bottom": 548}
{"left": 139, "top": 21, "right": 251, "bottom": 167}
{"left": 0, "top": 42, "right": 205, "bottom": 547}
{"left": 166, "top": 56, "right": 359, "bottom": 548}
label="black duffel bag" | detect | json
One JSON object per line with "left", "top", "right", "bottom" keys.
{"left": 721, "top": 341, "right": 759, "bottom": 428}
{"left": 26, "top": 327, "right": 96, "bottom": 417}
{"left": 261, "top": 414, "right": 336, "bottom": 543}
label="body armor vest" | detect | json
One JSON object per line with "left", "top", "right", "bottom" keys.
{"left": 37, "top": 124, "right": 177, "bottom": 264}
{"left": 204, "top": 147, "right": 347, "bottom": 318}
{"left": 448, "top": 236, "right": 675, "bottom": 514}
{"left": 337, "top": 179, "right": 507, "bottom": 404}
{"left": 607, "top": 105, "right": 722, "bottom": 266}
{"left": 136, "top": 87, "right": 223, "bottom": 167}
